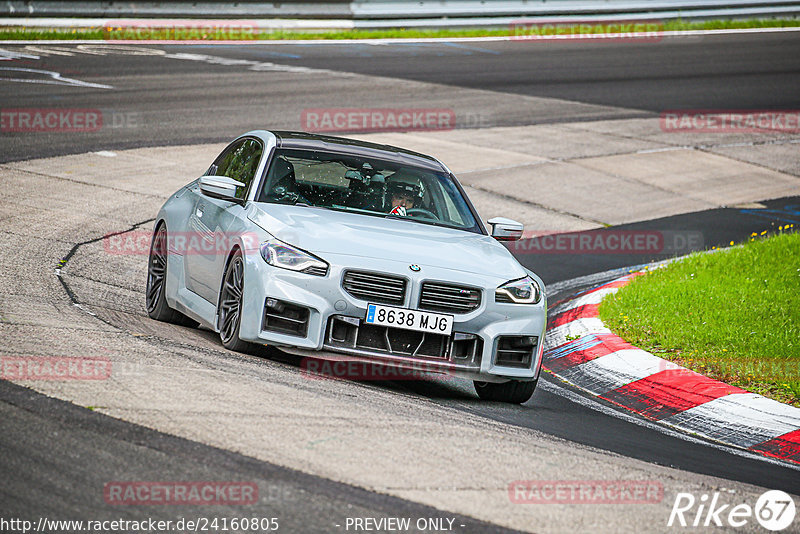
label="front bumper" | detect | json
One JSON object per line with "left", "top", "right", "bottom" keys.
{"left": 237, "top": 253, "right": 546, "bottom": 382}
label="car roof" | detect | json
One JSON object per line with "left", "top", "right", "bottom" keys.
{"left": 271, "top": 130, "right": 447, "bottom": 172}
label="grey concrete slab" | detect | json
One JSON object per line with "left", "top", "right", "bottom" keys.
{"left": 460, "top": 161, "right": 714, "bottom": 226}
{"left": 399, "top": 124, "right": 670, "bottom": 160}
{"left": 349, "top": 132, "right": 547, "bottom": 174}
{"left": 576, "top": 149, "right": 800, "bottom": 207}
{"left": 4, "top": 146, "right": 220, "bottom": 198}
{"left": 709, "top": 141, "right": 800, "bottom": 178}
{"left": 461, "top": 185, "right": 600, "bottom": 232}
{"left": 562, "top": 118, "right": 800, "bottom": 150}
{"left": 0, "top": 167, "right": 163, "bottom": 231}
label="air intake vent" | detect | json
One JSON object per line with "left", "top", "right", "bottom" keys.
{"left": 495, "top": 292, "right": 513, "bottom": 303}
{"left": 342, "top": 271, "right": 406, "bottom": 306}
{"left": 495, "top": 336, "right": 536, "bottom": 368}
{"left": 302, "top": 265, "right": 328, "bottom": 276}
{"left": 419, "top": 282, "right": 481, "bottom": 314}
{"left": 263, "top": 298, "right": 310, "bottom": 337}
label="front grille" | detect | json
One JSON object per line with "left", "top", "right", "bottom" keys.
{"left": 419, "top": 282, "right": 481, "bottom": 314}
{"left": 354, "top": 323, "right": 449, "bottom": 358}
{"left": 326, "top": 316, "right": 452, "bottom": 359}
{"left": 342, "top": 271, "right": 406, "bottom": 306}
{"left": 324, "top": 316, "right": 484, "bottom": 369}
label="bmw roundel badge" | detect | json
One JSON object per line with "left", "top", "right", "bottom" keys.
{"left": 409, "top": 264, "right": 421, "bottom": 272}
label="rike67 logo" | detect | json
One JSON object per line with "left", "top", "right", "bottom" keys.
{"left": 668, "top": 490, "right": 796, "bottom": 531}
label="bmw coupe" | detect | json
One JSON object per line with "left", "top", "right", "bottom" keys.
{"left": 146, "top": 131, "right": 546, "bottom": 403}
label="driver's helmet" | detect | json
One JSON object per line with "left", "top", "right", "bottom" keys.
{"left": 387, "top": 170, "right": 425, "bottom": 203}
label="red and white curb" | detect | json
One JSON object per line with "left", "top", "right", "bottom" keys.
{"left": 543, "top": 272, "right": 800, "bottom": 465}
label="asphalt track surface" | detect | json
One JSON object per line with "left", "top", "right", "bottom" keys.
{"left": 2, "top": 31, "right": 800, "bottom": 162}
{"left": 2, "top": 33, "right": 800, "bottom": 531}
{"left": 0, "top": 380, "right": 514, "bottom": 533}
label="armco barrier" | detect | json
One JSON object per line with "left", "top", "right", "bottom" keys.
{"left": 3, "top": 0, "right": 800, "bottom": 21}
{"left": 351, "top": 0, "right": 800, "bottom": 19}
{"left": 1, "top": 1, "right": 352, "bottom": 19}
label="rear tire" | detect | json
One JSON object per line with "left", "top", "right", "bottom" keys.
{"left": 146, "top": 224, "right": 198, "bottom": 327}
{"left": 474, "top": 378, "right": 537, "bottom": 404}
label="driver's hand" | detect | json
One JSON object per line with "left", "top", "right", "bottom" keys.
{"left": 389, "top": 205, "right": 407, "bottom": 216}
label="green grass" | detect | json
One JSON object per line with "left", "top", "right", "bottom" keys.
{"left": 1, "top": 17, "right": 798, "bottom": 41}
{"left": 599, "top": 228, "right": 800, "bottom": 406}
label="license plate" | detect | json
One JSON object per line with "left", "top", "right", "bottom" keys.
{"left": 364, "top": 304, "right": 453, "bottom": 336}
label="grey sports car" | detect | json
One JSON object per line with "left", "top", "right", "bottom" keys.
{"left": 147, "top": 131, "right": 546, "bottom": 403}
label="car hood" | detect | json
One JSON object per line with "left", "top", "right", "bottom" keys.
{"left": 247, "top": 203, "right": 525, "bottom": 279}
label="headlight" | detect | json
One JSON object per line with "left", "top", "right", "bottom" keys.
{"left": 496, "top": 276, "right": 541, "bottom": 304}
{"left": 259, "top": 238, "right": 328, "bottom": 276}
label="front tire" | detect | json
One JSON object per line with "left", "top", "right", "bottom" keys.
{"left": 146, "top": 224, "right": 197, "bottom": 327}
{"left": 474, "top": 378, "right": 538, "bottom": 404}
{"left": 218, "top": 250, "right": 257, "bottom": 353}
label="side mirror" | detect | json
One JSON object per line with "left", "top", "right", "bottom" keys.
{"left": 199, "top": 175, "right": 246, "bottom": 204}
{"left": 488, "top": 217, "right": 524, "bottom": 241}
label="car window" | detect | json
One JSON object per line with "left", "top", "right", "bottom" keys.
{"left": 256, "top": 148, "right": 481, "bottom": 234}
{"left": 210, "top": 139, "right": 263, "bottom": 199}
{"left": 439, "top": 187, "right": 466, "bottom": 226}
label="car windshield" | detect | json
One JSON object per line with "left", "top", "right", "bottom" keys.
{"left": 256, "top": 148, "right": 482, "bottom": 233}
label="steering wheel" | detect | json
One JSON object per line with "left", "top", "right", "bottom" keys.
{"left": 405, "top": 207, "right": 439, "bottom": 220}
{"left": 270, "top": 187, "right": 310, "bottom": 205}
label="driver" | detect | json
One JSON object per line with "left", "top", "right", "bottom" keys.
{"left": 386, "top": 172, "right": 425, "bottom": 216}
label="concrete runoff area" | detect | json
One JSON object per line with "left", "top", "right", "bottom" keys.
{"left": 349, "top": 124, "right": 800, "bottom": 227}
{"left": 1, "top": 118, "right": 799, "bottom": 533}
